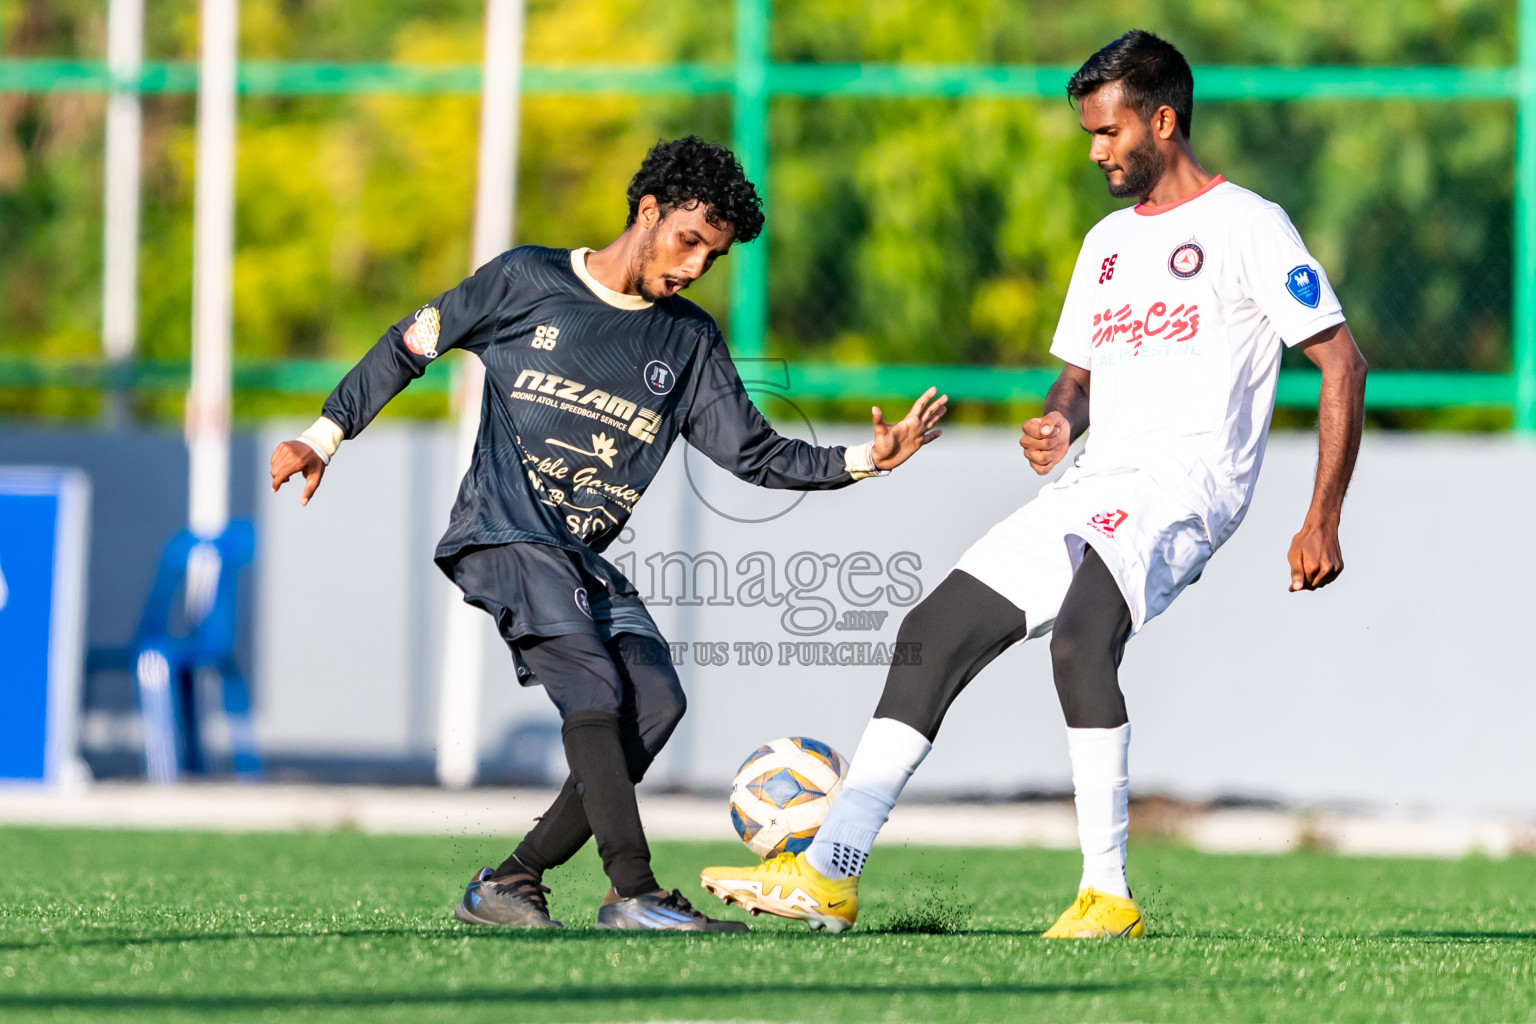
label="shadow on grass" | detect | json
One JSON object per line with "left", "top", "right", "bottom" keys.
{"left": 1376, "top": 929, "right": 1536, "bottom": 942}
{"left": 16, "top": 925, "right": 1528, "bottom": 955}
{"left": 61, "top": 920, "right": 1536, "bottom": 948}
{"left": 0, "top": 979, "right": 1141, "bottom": 1012}
{"left": 0, "top": 925, "right": 628, "bottom": 952}
{"left": 1104, "top": 928, "right": 1536, "bottom": 944}
{"left": 858, "top": 925, "right": 1050, "bottom": 938}
{"left": 0, "top": 923, "right": 1060, "bottom": 952}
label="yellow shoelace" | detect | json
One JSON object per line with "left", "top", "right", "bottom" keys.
{"left": 762, "top": 851, "right": 802, "bottom": 874}
{"left": 1063, "top": 890, "right": 1098, "bottom": 920}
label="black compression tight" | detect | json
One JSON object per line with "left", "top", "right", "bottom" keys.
{"left": 1050, "top": 547, "right": 1132, "bottom": 728}
{"left": 872, "top": 548, "right": 1132, "bottom": 740}
{"left": 872, "top": 570, "right": 1030, "bottom": 740}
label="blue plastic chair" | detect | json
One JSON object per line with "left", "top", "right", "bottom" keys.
{"left": 85, "top": 521, "right": 263, "bottom": 783}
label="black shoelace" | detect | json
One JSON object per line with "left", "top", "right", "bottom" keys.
{"left": 492, "top": 876, "right": 553, "bottom": 914}
{"left": 657, "top": 889, "right": 705, "bottom": 919}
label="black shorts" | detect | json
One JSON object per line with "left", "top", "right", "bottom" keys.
{"left": 449, "top": 542, "right": 665, "bottom": 684}
{"left": 449, "top": 543, "right": 676, "bottom": 719}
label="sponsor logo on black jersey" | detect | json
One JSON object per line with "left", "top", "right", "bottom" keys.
{"left": 574, "top": 587, "right": 592, "bottom": 618}
{"left": 645, "top": 360, "right": 676, "bottom": 395}
{"left": 402, "top": 306, "right": 441, "bottom": 358}
{"left": 1167, "top": 242, "right": 1204, "bottom": 280}
{"left": 510, "top": 369, "right": 664, "bottom": 444}
{"left": 547, "top": 432, "right": 619, "bottom": 468}
{"left": 628, "top": 409, "right": 662, "bottom": 444}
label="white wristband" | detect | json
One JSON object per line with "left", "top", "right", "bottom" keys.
{"left": 294, "top": 436, "right": 331, "bottom": 466}
{"left": 844, "top": 441, "right": 889, "bottom": 481}
{"left": 298, "top": 416, "right": 344, "bottom": 464}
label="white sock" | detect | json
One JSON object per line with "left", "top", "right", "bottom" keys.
{"left": 1067, "top": 723, "right": 1131, "bottom": 898}
{"left": 805, "top": 717, "right": 932, "bottom": 880}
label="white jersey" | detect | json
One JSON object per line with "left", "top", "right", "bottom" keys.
{"left": 1049, "top": 176, "right": 1345, "bottom": 547}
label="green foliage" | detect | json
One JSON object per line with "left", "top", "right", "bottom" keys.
{"left": 1, "top": 828, "right": 1535, "bottom": 1022}
{"left": 772, "top": 0, "right": 1513, "bottom": 65}
{"left": 771, "top": 96, "right": 1109, "bottom": 370}
{"left": 764, "top": 0, "right": 1514, "bottom": 378}
{"left": 0, "top": 0, "right": 1520, "bottom": 424}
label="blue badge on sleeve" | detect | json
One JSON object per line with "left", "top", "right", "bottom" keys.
{"left": 1285, "top": 265, "right": 1321, "bottom": 308}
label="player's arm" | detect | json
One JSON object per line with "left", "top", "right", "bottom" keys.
{"left": 1020, "top": 362, "right": 1090, "bottom": 476}
{"left": 682, "top": 334, "right": 947, "bottom": 488}
{"left": 1287, "top": 322, "right": 1367, "bottom": 592}
{"left": 1025, "top": 229, "right": 1098, "bottom": 476}
{"left": 270, "top": 257, "right": 510, "bottom": 505}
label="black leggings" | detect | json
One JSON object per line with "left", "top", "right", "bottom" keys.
{"left": 1049, "top": 548, "right": 1132, "bottom": 728}
{"left": 873, "top": 548, "right": 1132, "bottom": 740}
{"left": 499, "top": 633, "right": 685, "bottom": 896}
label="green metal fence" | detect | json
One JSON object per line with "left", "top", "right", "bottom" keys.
{"left": 1, "top": 0, "right": 1533, "bottom": 423}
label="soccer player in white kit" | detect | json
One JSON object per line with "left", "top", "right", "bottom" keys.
{"left": 701, "top": 30, "right": 1368, "bottom": 936}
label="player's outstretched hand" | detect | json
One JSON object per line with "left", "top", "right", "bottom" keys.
{"left": 269, "top": 441, "right": 327, "bottom": 506}
{"left": 870, "top": 387, "right": 949, "bottom": 471}
{"left": 1019, "top": 411, "right": 1071, "bottom": 475}
{"left": 1286, "top": 516, "right": 1343, "bottom": 592}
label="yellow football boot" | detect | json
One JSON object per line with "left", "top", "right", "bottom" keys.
{"left": 1041, "top": 888, "right": 1146, "bottom": 938}
{"left": 700, "top": 852, "right": 859, "bottom": 933}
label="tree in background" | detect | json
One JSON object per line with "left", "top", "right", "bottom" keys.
{"left": 768, "top": 0, "right": 1514, "bottom": 382}
{"left": 0, "top": 0, "right": 1517, "bottom": 423}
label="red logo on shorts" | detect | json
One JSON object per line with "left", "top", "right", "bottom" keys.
{"left": 1088, "top": 509, "right": 1129, "bottom": 538}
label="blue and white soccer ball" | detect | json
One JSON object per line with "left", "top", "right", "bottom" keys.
{"left": 729, "top": 736, "right": 849, "bottom": 859}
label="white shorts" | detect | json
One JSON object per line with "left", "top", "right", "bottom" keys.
{"left": 953, "top": 467, "right": 1214, "bottom": 637}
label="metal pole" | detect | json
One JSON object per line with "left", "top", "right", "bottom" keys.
{"left": 436, "top": 0, "right": 525, "bottom": 791}
{"left": 102, "top": 0, "right": 144, "bottom": 427}
{"left": 729, "top": 0, "right": 769, "bottom": 359}
{"left": 187, "top": 0, "right": 237, "bottom": 538}
{"left": 149, "top": 0, "right": 237, "bottom": 785}
{"left": 1516, "top": 0, "right": 1536, "bottom": 433}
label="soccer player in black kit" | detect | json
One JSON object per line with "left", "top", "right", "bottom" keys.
{"left": 269, "top": 137, "right": 948, "bottom": 931}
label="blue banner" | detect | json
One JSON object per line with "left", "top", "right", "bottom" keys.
{"left": 0, "top": 469, "right": 90, "bottom": 785}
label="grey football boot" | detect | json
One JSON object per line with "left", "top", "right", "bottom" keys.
{"left": 596, "top": 888, "right": 749, "bottom": 932}
{"left": 453, "top": 866, "right": 563, "bottom": 928}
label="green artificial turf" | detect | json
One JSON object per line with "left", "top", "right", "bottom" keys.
{"left": 1, "top": 826, "right": 1533, "bottom": 1023}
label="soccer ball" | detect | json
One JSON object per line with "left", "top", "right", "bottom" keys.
{"left": 729, "top": 736, "right": 849, "bottom": 859}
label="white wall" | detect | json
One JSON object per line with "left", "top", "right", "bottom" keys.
{"left": 253, "top": 424, "right": 1536, "bottom": 816}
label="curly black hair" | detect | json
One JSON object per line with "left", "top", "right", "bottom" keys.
{"left": 625, "top": 136, "right": 765, "bottom": 243}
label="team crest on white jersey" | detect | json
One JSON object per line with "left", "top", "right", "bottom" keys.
{"left": 1167, "top": 241, "right": 1204, "bottom": 280}
{"left": 1286, "top": 265, "right": 1321, "bottom": 308}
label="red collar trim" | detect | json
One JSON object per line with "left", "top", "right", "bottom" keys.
{"left": 1133, "top": 174, "right": 1226, "bottom": 217}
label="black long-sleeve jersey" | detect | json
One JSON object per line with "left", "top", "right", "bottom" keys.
{"left": 315, "top": 245, "right": 867, "bottom": 595}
